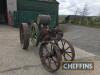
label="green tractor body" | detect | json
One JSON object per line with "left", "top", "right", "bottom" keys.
{"left": 14, "top": 0, "right": 59, "bottom": 28}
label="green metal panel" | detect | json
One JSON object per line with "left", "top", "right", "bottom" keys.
{"left": 14, "top": 11, "right": 37, "bottom": 27}
{"left": 14, "top": 0, "right": 59, "bottom": 28}
{"left": 17, "top": 0, "right": 58, "bottom": 12}
{"left": 14, "top": 11, "right": 58, "bottom": 28}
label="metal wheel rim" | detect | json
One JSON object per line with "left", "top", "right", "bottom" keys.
{"left": 57, "top": 39, "right": 75, "bottom": 61}
{"left": 31, "top": 23, "right": 38, "bottom": 46}
{"left": 20, "top": 26, "right": 24, "bottom": 47}
{"left": 31, "top": 27, "right": 37, "bottom": 46}
{"left": 39, "top": 43, "right": 61, "bottom": 72}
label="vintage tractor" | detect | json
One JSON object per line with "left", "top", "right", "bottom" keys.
{"left": 19, "top": 0, "right": 75, "bottom": 73}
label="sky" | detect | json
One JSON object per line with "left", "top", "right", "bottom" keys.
{"left": 57, "top": 0, "right": 100, "bottom": 16}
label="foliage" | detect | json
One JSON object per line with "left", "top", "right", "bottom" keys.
{"left": 61, "top": 15, "right": 100, "bottom": 28}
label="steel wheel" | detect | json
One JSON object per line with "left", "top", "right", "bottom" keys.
{"left": 57, "top": 39, "right": 75, "bottom": 61}
{"left": 31, "top": 23, "right": 38, "bottom": 46}
{"left": 20, "top": 23, "right": 30, "bottom": 50}
{"left": 39, "top": 42, "right": 61, "bottom": 73}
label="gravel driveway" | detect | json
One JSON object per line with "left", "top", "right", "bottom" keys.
{"left": 64, "top": 24, "right": 100, "bottom": 56}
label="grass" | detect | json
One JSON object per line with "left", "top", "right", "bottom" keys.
{"left": 62, "top": 21, "right": 100, "bottom": 29}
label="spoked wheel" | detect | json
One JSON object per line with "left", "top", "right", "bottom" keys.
{"left": 39, "top": 42, "right": 61, "bottom": 73}
{"left": 31, "top": 23, "right": 38, "bottom": 46}
{"left": 57, "top": 39, "right": 75, "bottom": 61}
{"left": 20, "top": 23, "right": 30, "bottom": 50}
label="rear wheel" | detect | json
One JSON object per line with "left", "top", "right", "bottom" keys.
{"left": 31, "top": 23, "right": 39, "bottom": 46}
{"left": 20, "top": 23, "right": 30, "bottom": 50}
{"left": 39, "top": 42, "right": 61, "bottom": 73}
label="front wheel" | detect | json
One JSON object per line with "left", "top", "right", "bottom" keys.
{"left": 57, "top": 39, "right": 75, "bottom": 61}
{"left": 39, "top": 42, "right": 61, "bottom": 73}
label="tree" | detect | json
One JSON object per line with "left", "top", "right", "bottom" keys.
{"left": 97, "top": 11, "right": 100, "bottom": 21}
{"left": 82, "top": 3, "right": 89, "bottom": 16}
{"left": 74, "top": 8, "right": 81, "bottom": 24}
{"left": 80, "top": 3, "right": 89, "bottom": 25}
{"left": 74, "top": 8, "right": 81, "bottom": 15}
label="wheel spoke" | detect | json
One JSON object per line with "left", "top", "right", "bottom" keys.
{"left": 42, "top": 47, "right": 50, "bottom": 57}
{"left": 48, "top": 58, "right": 51, "bottom": 68}
{"left": 61, "top": 40, "right": 66, "bottom": 48}
{"left": 42, "top": 53, "right": 48, "bottom": 59}
{"left": 44, "top": 46, "right": 50, "bottom": 54}
{"left": 65, "top": 51, "right": 72, "bottom": 53}
{"left": 51, "top": 45, "right": 53, "bottom": 51}
{"left": 65, "top": 52, "right": 72, "bottom": 58}
{"left": 63, "top": 53, "right": 68, "bottom": 61}
{"left": 66, "top": 47, "right": 70, "bottom": 50}
{"left": 52, "top": 57, "right": 58, "bottom": 67}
